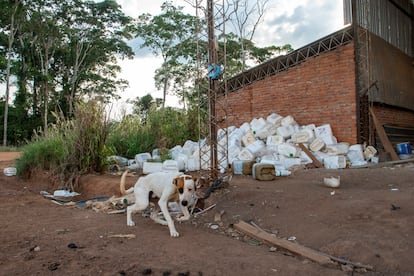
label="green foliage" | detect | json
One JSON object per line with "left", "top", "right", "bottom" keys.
{"left": 15, "top": 136, "right": 65, "bottom": 178}
{"left": 107, "top": 107, "right": 199, "bottom": 159}
{"left": 106, "top": 115, "right": 156, "bottom": 159}
{"left": 135, "top": 1, "right": 201, "bottom": 108}
{"left": 15, "top": 100, "right": 110, "bottom": 190}
{"left": 0, "top": 0, "right": 134, "bottom": 145}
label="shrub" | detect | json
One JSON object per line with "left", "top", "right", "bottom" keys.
{"left": 15, "top": 100, "right": 110, "bottom": 190}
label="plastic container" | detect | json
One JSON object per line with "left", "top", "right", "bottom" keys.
{"left": 252, "top": 163, "right": 276, "bottom": 181}
{"left": 239, "top": 122, "right": 251, "bottom": 134}
{"left": 142, "top": 162, "right": 163, "bottom": 174}
{"left": 310, "top": 138, "right": 325, "bottom": 152}
{"left": 250, "top": 117, "right": 267, "bottom": 132}
{"left": 278, "top": 143, "right": 300, "bottom": 158}
{"left": 182, "top": 140, "right": 198, "bottom": 156}
{"left": 135, "top": 153, "right": 152, "bottom": 167}
{"left": 232, "top": 160, "right": 244, "bottom": 174}
{"left": 276, "top": 125, "right": 296, "bottom": 139}
{"left": 325, "top": 143, "right": 350, "bottom": 155}
{"left": 246, "top": 140, "right": 266, "bottom": 157}
{"left": 396, "top": 142, "right": 412, "bottom": 155}
{"left": 162, "top": 160, "right": 179, "bottom": 172}
{"left": 315, "top": 124, "right": 333, "bottom": 137}
{"left": 266, "top": 135, "right": 284, "bottom": 146}
{"left": 291, "top": 131, "right": 312, "bottom": 144}
{"left": 364, "top": 145, "right": 377, "bottom": 160}
{"left": 323, "top": 156, "right": 347, "bottom": 169}
{"left": 242, "top": 130, "right": 256, "bottom": 147}
{"left": 267, "top": 113, "right": 283, "bottom": 125}
{"left": 237, "top": 148, "right": 255, "bottom": 161}
{"left": 281, "top": 115, "right": 296, "bottom": 126}
{"left": 186, "top": 156, "right": 200, "bottom": 171}
{"left": 255, "top": 122, "right": 275, "bottom": 139}
{"left": 275, "top": 169, "right": 291, "bottom": 176}
{"left": 3, "top": 167, "right": 17, "bottom": 176}
{"left": 347, "top": 144, "right": 365, "bottom": 164}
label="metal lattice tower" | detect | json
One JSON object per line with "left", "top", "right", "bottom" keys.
{"left": 195, "top": 0, "right": 230, "bottom": 184}
{"left": 352, "top": 0, "right": 372, "bottom": 145}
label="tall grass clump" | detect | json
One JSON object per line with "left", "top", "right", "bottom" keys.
{"left": 16, "top": 101, "right": 110, "bottom": 190}
{"left": 107, "top": 107, "right": 198, "bottom": 159}
{"left": 106, "top": 115, "right": 156, "bottom": 158}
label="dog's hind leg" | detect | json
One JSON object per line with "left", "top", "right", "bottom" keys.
{"left": 126, "top": 187, "right": 149, "bottom": 227}
{"left": 150, "top": 209, "right": 168, "bottom": 226}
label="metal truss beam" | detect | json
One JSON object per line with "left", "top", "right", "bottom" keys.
{"left": 223, "top": 26, "right": 354, "bottom": 93}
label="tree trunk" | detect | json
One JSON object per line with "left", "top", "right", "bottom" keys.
{"left": 3, "top": 0, "right": 20, "bottom": 146}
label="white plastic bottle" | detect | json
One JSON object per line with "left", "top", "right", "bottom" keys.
{"left": 275, "top": 169, "right": 291, "bottom": 176}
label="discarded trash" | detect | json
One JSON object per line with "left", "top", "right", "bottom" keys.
{"left": 287, "top": 236, "right": 297, "bottom": 241}
{"left": 210, "top": 224, "right": 219, "bottom": 230}
{"left": 390, "top": 204, "right": 401, "bottom": 211}
{"left": 330, "top": 191, "right": 336, "bottom": 196}
{"left": 53, "top": 190, "right": 80, "bottom": 197}
{"left": 3, "top": 167, "right": 16, "bottom": 176}
{"left": 108, "top": 234, "right": 136, "bottom": 239}
{"left": 323, "top": 176, "right": 341, "bottom": 188}
{"left": 67, "top": 243, "right": 78, "bottom": 249}
{"left": 252, "top": 163, "right": 276, "bottom": 181}
{"left": 275, "top": 169, "right": 291, "bottom": 176}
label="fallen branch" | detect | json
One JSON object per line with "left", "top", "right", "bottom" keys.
{"left": 234, "top": 220, "right": 373, "bottom": 270}
{"left": 194, "top": 204, "right": 216, "bottom": 217}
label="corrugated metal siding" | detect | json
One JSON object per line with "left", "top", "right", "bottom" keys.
{"left": 352, "top": 0, "right": 413, "bottom": 57}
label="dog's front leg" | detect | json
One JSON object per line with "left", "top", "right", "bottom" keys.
{"left": 158, "top": 199, "right": 179, "bottom": 237}
{"left": 176, "top": 204, "right": 191, "bottom": 221}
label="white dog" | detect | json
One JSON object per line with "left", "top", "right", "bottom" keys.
{"left": 120, "top": 170, "right": 197, "bottom": 237}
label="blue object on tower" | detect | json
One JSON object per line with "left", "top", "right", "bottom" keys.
{"left": 208, "top": 64, "right": 221, "bottom": 80}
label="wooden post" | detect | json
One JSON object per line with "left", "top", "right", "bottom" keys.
{"left": 370, "top": 108, "right": 399, "bottom": 161}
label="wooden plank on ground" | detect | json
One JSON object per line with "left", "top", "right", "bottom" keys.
{"left": 370, "top": 108, "right": 399, "bottom": 161}
{"left": 298, "top": 143, "right": 323, "bottom": 168}
{"left": 233, "top": 220, "right": 332, "bottom": 266}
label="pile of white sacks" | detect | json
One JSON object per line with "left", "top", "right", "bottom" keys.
{"left": 129, "top": 113, "right": 378, "bottom": 174}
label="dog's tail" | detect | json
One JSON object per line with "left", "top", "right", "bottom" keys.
{"left": 120, "top": 169, "right": 134, "bottom": 195}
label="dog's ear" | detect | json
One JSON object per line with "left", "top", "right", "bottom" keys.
{"left": 174, "top": 177, "right": 185, "bottom": 194}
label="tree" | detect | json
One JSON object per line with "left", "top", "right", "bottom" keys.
{"left": 227, "top": 0, "right": 270, "bottom": 71}
{"left": 129, "top": 93, "right": 161, "bottom": 124}
{"left": 0, "top": 0, "right": 134, "bottom": 144}
{"left": 1, "top": 0, "right": 22, "bottom": 146}
{"left": 134, "top": 1, "right": 198, "bottom": 108}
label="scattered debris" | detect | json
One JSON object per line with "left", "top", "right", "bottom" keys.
{"left": 194, "top": 204, "right": 216, "bottom": 217}
{"left": 209, "top": 224, "right": 219, "bottom": 230}
{"left": 234, "top": 220, "right": 374, "bottom": 270}
{"left": 324, "top": 176, "right": 341, "bottom": 188}
{"left": 3, "top": 167, "right": 16, "bottom": 176}
{"left": 214, "top": 210, "right": 225, "bottom": 222}
{"left": 47, "top": 262, "right": 60, "bottom": 271}
{"left": 108, "top": 234, "right": 136, "bottom": 239}
{"left": 67, "top": 243, "right": 78, "bottom": 249}
{"left": 391, "top": 204, "right": 401, "bottom": 211}
{"left": 53, "top": 190, "right": 80, "bottom": 197}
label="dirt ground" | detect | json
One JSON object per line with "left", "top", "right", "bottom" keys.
{"left": 1, "top": 151, "right": 414, "bottom": 276}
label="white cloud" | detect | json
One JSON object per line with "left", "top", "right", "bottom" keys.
{"left": 114, "top": 0, "right": 345, "bottom": 114}
{"left": 1, "top": 0, "right": 345, "bottom": 116}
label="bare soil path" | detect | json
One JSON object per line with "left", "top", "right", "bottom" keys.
{"left": 1, "top": 152, "right": 413, "bottom": 275}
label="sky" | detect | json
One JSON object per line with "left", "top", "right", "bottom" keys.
{"left": 1, "top": 0, "right": 346, "bottom": 119}
{"left": 112, "top": 0, "right": 346, "bottom": 118}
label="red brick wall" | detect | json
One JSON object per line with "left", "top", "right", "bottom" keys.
{"left": 219, "top": 42, "right": 359, "bottom": 144}
{"left": 373, "top": 105, "right": 414, "bottom": 127}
